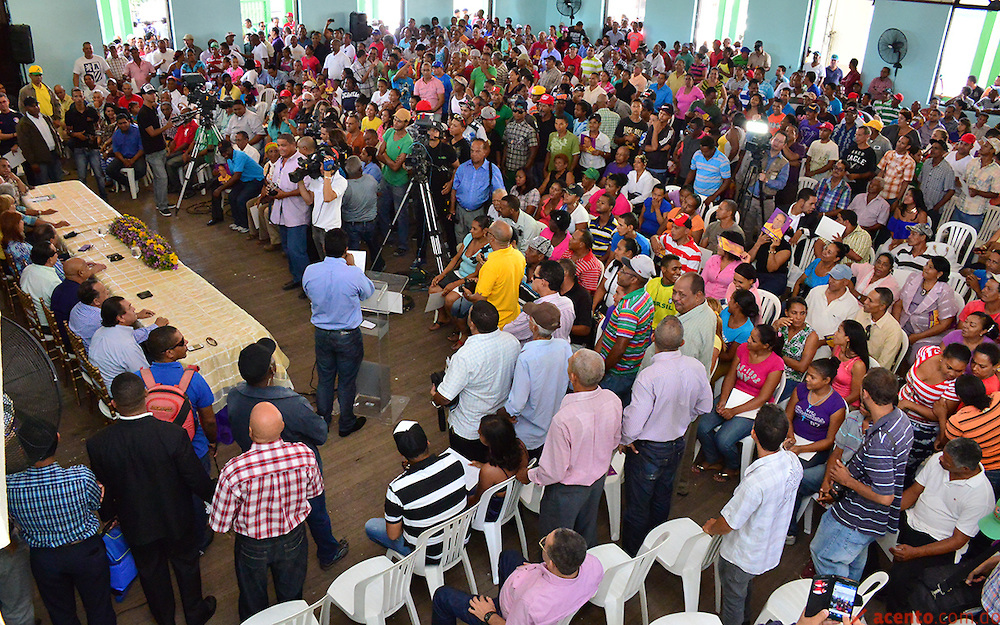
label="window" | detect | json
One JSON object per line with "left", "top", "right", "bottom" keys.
{"left": 96, "top": 0, "right": 172, "bottom": 45}
{"left": 694, "top": 0, "right": 748, "bottom": 50}
{"left": 805, "top": 0, "right": 873, "bottom": 74}
{"left": 935, "top": 7, "right": 1000, "bottom": 99}
{"left": 455, "top": 1, "right": 493, "bottom": 24}
{"left": 239, "top": 0, "right": 296, "bottom": 36}
{"left": 607, "top": 0, "right": 646, "bottom": 26}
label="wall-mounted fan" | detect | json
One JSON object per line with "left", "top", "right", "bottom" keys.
{"left": 556, "top": 0, "right": 582, "bottom": 22}
{"left": 878, "top": 28, "right": 908, "bottom": 76}
{"left": 3, "top": 317, "right": 62, "bottom": 474}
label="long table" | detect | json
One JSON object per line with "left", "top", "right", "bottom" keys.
{"left": 29, "top": 181, "right": 291, "bottom": 406}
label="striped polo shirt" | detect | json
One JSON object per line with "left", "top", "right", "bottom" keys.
{"left": 589, "top": 215, "right": 616, "bottom": 256}
{"left": 597, "top": 287, "right": 654, "bottom": 376}
{"left": 654, "top": 233, "right": 702, "bottom": 273}
{"left": 384, "top": 451, "right": 470, "bottom": 562}
{"left": 690, "top": 149, "right": 732, "bottom": 196}
{"left": 831, "top": 407, "right": 914, "bottom": 536}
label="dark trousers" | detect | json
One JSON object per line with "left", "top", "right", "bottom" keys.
{"left": 622, "top": 437, "right": 686, "bottom": 556}
{"left": 129, "top": 535, "right": 210, "bottom": 625}
{"left": 448, "top": 429, "right": 489, "bottom": 464}
{"left": 538, "top": 476, "right": 606, "bottom": 547}
{"left": 431, "top": 550, "right": 525, "bottom": 625}
{"left": 210, "top": 179, "right": 264, "bottom": 227}
{"left": 106, "top": 156, "right": 146, "bottom": 188}
{"left": 29, "top": 535, "right": 117, "bottom": 625}
{"left": 28, "top": 153, "right": 63, "bottom": 185}
{"left": 192, "top": 454, "right": 212, "bottom": 551}
{"left": 882, "top": 516, "right": 955, "bottom": 615}
{"left": 718, "top": 557, "right": 755, "bottom": 625}
{"left": 315, "top": 327, "right": 364, "bottom": 433}
{"left": 306, "top": 491, "right": 343, "bottom": 565}
{"left": 345, "top": 220, "right": 383, "bottom": 270}
{"left": 234, "top": 523, "right": 307, "bottom": 622}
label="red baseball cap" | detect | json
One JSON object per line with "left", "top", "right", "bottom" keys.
{"left": 819, "top": 122, "right": 834, "bottom": 131}
{"left": 414, "top": 100, "right": 433, "bottom": 112}
{"left": 961, "top": 133, "right": 977, "bottom": 145}
{"left": 893, "top": 93, "right": 904, "bottom": 102}
{"left": 672, "top": 214, "right": 692, "bottom": 229}
{"left": 539, "top": 94, "right": 555, "bottom": 105}
{"left": 279, "top": 89, "right": 292, "bottom": 97}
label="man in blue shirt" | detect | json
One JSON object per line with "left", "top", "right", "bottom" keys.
{"left": 107, "top": 113, "right": 146, "bottom": 190}
{"left": 738, "top": 130, "right": 790, "bottom": 236}
{"left": 451, "top": 138, "right": 505, "bottom": 239}
{"left": 391, "top": 62, "right": 414, "bottom": 110}
{"left": 302, "top": 228, "right": 375, "bottom": 437}
{"left": 137, "top": 325, "right": 217, "bottom": 551}
{"left": 209, "top": 139, "right": 265, "bottom": 230}
{"left": 649, "top": 73, "right": 673, "bottom": 112}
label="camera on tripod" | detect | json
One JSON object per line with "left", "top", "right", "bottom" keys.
{"left": 404, "top": 117, "right": 447, "bottom": 181}
{"left": 744, "top": 119, "right": 772, "bottom": 167}
{"left": 289, "top": 145, "right": 342, "bottom": 184}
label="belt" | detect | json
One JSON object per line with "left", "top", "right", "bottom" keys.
{"left": 318, "top": 327, "right": 360, "bottom": 333}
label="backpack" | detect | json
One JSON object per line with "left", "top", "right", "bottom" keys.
{"left": 139, "top": 366, "right": 198, "bottom": 440}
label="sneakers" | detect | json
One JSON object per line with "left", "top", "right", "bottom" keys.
{"left": 320, "top": 539, "right": 350, "bottom": 570}
{"left": 785, "top": 533, "right": 796, "bottom": 546}
{"left": 234, "top": 226, "right": 249, "bottom": 234}
{"left": 229, "top": 223, "right": 240, "bottom": 230}
{"left": 158, "top": 207, "right": 172, "bottom": 217}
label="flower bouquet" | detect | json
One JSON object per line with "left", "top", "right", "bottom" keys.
{"left": 107, "top": 215, "right": 180, "bottom": 270}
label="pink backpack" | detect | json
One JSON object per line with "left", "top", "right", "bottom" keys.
{"left": 139, "top": 366, "right": 198, "bottom": 440}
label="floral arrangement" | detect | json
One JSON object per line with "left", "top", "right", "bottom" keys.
{"left": 107, "top": 215, "right": 180, "bottom": 270}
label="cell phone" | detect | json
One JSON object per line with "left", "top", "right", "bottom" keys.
{"left": 64, "top": 231, "right": 79, "bottom": 238}
{"left": 108, "top": 253, "right": 124, "bottom": 262}
{"left": 804, "top": 575, "right": 858, "bottom": 619}
{"left": 137, "top": 290, "right": 153, "bottom": 300}
{"left": 78, "top": 244, "right": 93, "bottom": 252}
{"left": 189, "top": 343, "right": 205, "bottom": 351}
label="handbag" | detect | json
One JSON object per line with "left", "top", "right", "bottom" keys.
{"left": 103, "top": 526, "right": 138, "bottom": 600}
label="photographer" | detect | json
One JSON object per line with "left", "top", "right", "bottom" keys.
{"left": 296, "top": 136, "right": 347, "bottom": 257}
{"left": 64, "top": 87, "right": 107, "bottom": 200}
{"left": 735, "top": 129, "right": 790, "bottom": 239}
{"left": 209, "top": 139, "right": 265, "bottom": 232}
{"left": 421, "top": 121, "right": 460, "bottom": 260}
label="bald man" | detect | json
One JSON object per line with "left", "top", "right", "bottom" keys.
{"left": 209, "top": 401, "right": 326, "bottom": 621}
{"left": 49, "top": 256, "right": 106, "bottom": 329}
{"left": 460, "top": 220, "right": 526, "bottom": 328}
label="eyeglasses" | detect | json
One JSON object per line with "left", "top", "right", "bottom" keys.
{"left": 172, "top": 336, "right": 187, "bottom": 350}
{"left": 538, "top": 536, "right": 547, "bottom": 554}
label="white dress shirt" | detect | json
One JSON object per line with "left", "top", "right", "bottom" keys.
{"left": 437, "top": 329, "right": 520, "bottom": 439}
{"left": 19, "top": 264, "right": 61, "bottom": 322}
{"left": 309, "top": 172, "right": 349, "bottom": 231}
{"left": 805, "top": 285, "right": 861, "bottom": 340}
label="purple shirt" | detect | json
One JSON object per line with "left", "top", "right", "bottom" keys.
{"left": 498, "top": 555, "right": 604, "bottom": 625}
{"left": 622, "top": 351, "right": 714, "bottom": 444}
{"left": 792, "top": 382, "right": 848, "bottom": 442}
{"left": 529, "top": 388, "right": 622, "bottom": 487}
{"left": 270, "top": 151, "right": 311, "bottom": 227}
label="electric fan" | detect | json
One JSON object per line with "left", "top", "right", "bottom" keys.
{"left": 556, "top": 0, "right": 582, "bottom": 22}
{"left": 3, "top": 317, "right": 62, "bottom": 474}
{"left": 877, "top": 28, "right": 908, "bottom": 76}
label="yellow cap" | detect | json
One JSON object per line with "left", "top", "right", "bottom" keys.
{"left": 28, "top": 65, "right": 43, "bottom": 75}
{"left": 864, "top": 118, "right": 884, "bottom": 132}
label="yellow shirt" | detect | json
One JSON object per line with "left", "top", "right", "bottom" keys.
{"left": 33, "top": 84, "right": 54, "bottom": 117}
{"left": 475, "top": 246, "right": 526, "bottom": 328}
{"left": 361, "top": 115, "right": 382, "bottom": 133}
{"left": 645, "top": 277, "right": 676, "bottom": 327}
{"left": 666, "top": 72, "right": 686, "bottom": 98}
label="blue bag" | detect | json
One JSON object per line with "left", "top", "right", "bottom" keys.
{"left": 103, "top": 527, "right": 138, "bottom": 600}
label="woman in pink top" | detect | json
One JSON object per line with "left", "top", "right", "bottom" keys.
{"left": 830, "top": 320, "right": 870, "bottom": 407}
{"left": 674, "top": 74, "right": 705, "bottom": 118}
{"left": 695, "top": 324, "right": 785, "bottom": 481}
{"left": 702, "top": 232, "right": 744, "bottom": 300}
{"left": 541, "top": 210, "right": 573, "bottom": 260}
{"left": 723, "top": 263, "right": 764, "bottom": 314}
{"left": 849, "top": 253, "right": 900, "bottom": 302}
{"left": 587, "top": 173, "right": 632, "bottom": 216}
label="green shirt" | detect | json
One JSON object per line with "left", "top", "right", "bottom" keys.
{"left": 494, "top": 104, "right": 513, "bottom": 137}
{"left": 194, "top": 126, "right": 219, "bottom": 164}
{"left": 546, "top": 131, "right": 580, "bottom": 171}
{"left": 382, "top": 130, "right": 414, "bottom": 187}
{"left": 470, "top": 66, "right": 498, "bottom": 97}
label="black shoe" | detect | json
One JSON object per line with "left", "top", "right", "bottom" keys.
{"left": 393, "top": 247, "right": 408, "bottom": 257}
{"left": 320, "top": 539, "right": 350, "bottom": 570}
{"left": 206, "top": 219, "right": 223, "bottom": 226}
{"left": 282, "top": 280, "right": 301, "bottom": 291}
{"left": 339, "top": 417, "right": 367, "bottom": 437}
{"left": 158, "top": 207, "right": 172, "bottom": 217}
{"left": 196, "top": 596, "right": 217, "bottom": 625}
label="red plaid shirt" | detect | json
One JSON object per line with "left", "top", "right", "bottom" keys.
{"left": 209, "top": 440, "right": 323, "bottom": 539}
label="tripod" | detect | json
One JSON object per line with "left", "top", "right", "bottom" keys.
{"left": 735, "top": 151, "right": 766, "bottom": 238}
{"left": 375, "top": 171, "right": 450, "bottom": 275}
{"left": 173, "top": 113, "right": 224, "bottom": 214}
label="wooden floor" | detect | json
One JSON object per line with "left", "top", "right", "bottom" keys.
{"left": 16, "top": 180, "right": 834, "bottom": 625}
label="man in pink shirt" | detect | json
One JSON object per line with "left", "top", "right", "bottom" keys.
{"left": 123, "top": 48, "right": 155, "bottom": 89}
{"left": 431, "top": 528, "right": 603, "bottom": 625}
{"left": 529, "top": 349, "right": 623, "bottom": 546}
{"left": 413, "top": 63, "right": 445, "bottom": 119}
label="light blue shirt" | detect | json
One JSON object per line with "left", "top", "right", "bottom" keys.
{"left": 89, "top": 324, "right": 150, "bottom": 384}
{"left": 503, "top": 338, "right": 572, "bottom": 450}
{"left": 650, "top": 82, "right": 673, "bottom": 110}
{"left": 228, "top": 149, "right": 265, "bottom": 182}
{"left": 302, "top": 256, "right": 375, "bottom": 330}
{"left": 69, "top": 302, "right": 153, "bottom": 349}
{"left": 453, "top": 159, "right": 505, "bottom": 211}
{"left": 690, "top": 149, "right": 732, "bottom": 196}
{"left": 609, "top": 232, "right": 652, "bottom": 257}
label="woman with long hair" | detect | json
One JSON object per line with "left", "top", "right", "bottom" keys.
{"left": 886, "top": 186, "right": 930, "bottom": 249}
{"left": 471, "top": 414, "right": 529, "bottom": 516}
{"left": 536, "top": 181, "right": 566, "bottom": 226}
{"left": 774, "top": 297, "right": 821, "bottom": 401}
{"left": 831, "top": 320, "right": 870, "bottom": 407}
{"left": 508, "top": 168, "right": 540, "bottom": 218}
{"left": 429, "top": 215, "right": 493, "bottom": 335}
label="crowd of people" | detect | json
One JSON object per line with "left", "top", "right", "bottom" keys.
{"left": 7, "top": 8, "right": 1000, "bottom": 625}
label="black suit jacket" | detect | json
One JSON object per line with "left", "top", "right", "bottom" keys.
{"left": 87, "top": 415, "right": 215, "bottom": 547}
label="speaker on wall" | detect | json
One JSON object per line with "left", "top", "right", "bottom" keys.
{"left": 350, "top": 12, "right": 371, "bottom": 42}
{"left": 10, "top": 25, "right": 34, "bottom": 65}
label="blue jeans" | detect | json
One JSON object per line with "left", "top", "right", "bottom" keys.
{"left": 345, "top": 220, "right": 383, "bottom": 270}
{"left": 28, "top": 156, "right": 63, "bottom": 185}
{"left": 431, "top": 550, "right": 525, "bottom": 625}
{"left": 810, "top": 510, "right": 879, "bottom": 581}
{"left": 314, "top": 327, "right": 364, "bottom": 433}
{"left": 73, "top": 147, "right": 107, "bottom": 199}
{"left": 146, "top": 150, "right": 169, "bottom": 211}
{"left": 378, "top": 179, "right": 409, "bottom": 251}
{"left": 600, "top": 370, "right": 638, "bottom": 406}
{"left": 364, "top": 517, "right": 410, "bottom": 555}
{"left": 233, "top": 523, "right": 307, "bottom": 622}
{"left": 696, "top": 411, "right": 754, "bottom": 471}
{"left": 279, "top": 224, "right": 309, "bottom": 283}
{"left": 622, "top": 437, "right": 686, "bottom": 556}
{"left": 952, "top": 209, "right": 986, "bottom": 231}
{"left": 306, "top": 492, "right": 343, "bottom": 565}
{"left": 648, "top": 168, "right": 668, "bottom": 184}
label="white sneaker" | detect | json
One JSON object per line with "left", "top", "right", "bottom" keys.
{"left": 785, "top": 534, "right": 796, "bottom": 546}
{"left": 229, "top": 223, "right": 240, "bottom": 230}
{"left": 235, "top": 226, "right": 249, "bottom": 233}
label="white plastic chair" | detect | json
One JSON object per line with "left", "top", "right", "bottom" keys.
{"left": 240, "top": 598, "right": 324, "bottom": 625}
{"left": 604, "top": 450, "right": 626, "bottom": 541}
{"left": 325, "top": 538, "right": 425, "bottom": 625}
{"left": 794, "top": 493, "right": 822, "bottom": 536}
{"left": 980, "top": 207, "right": 1000, "bottom": 245}
{"left": 703, "top": 204, "right": 719, "bottom": 225}
{"left": 935, "top": 221, "right": 978, "bottom": 267}
{"left": 888, "top": 325, "right": 910, "bottom": 374}
{"left": 640, "top": 518, "right": 717, "bottom": 612}
{"left": 518, "top": 481, "right": 545, "bottom": 514}
{"left": 755, "top": 571, "right": 888, "bottom": 625}
{"left": 798, "top": 176, "right": 818, "bottom": 191}
{"left": 698, "top": 246, "right": 712, "bottom": 272}
{"left": 758, "top": 290, "right": 781, "bottom": 325}
{"left": 470, "top": 474, "right": 528, "bottom": 584}
{"left": 949, "top": 272, "right": 973, "bottom": 304}
{"left": 121, "top": 167, "right": 140, "bottom": 200}
{"left": 587, "top": 533, "right": 670, "bottom": 625}
{"left": 387, "top": 506, "right": 478, "bottom": 598}
{"left": 650, "top": 614, "right": 722, "bottom": 625}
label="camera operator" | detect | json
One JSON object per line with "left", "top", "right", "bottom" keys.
{"left": 209, "top": 139, "right": 265, "bottom": 231}
{"left": 64, "top": 87, "right": 107, "bottom": 200}
{"left": 296, "top": 136, "right": 347, "bottom": 258}
{"left": 735, "top": 129, "right": 790, "bottom": 240}
{"left": 420, "top": 121, "right": 460, "bottom": 260}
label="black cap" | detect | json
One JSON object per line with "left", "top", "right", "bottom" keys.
{"left": 393, "top": 420, "right": 428, "bottom": 459}
{"left": 17, "top": 419, "right": 58, "bottom": 463}
{"left": 238, "top": 338, "right": 277, "bottom": 383}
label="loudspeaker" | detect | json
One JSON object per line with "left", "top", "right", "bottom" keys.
{"left": 10, "top": 25, "right": 34, "bottom": 65}
{"left": 349, "top": 12, "right": 371, "bottom": 43}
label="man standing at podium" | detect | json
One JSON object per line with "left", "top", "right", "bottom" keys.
{"left": 303, "top": 228, "right": 375, "bottom": 438}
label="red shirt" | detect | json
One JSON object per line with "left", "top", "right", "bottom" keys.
{"left": 117, "top": 94, "right": 142, "bottom": 110}
{"left": 563, "top": 54, "right": 582, "bottom": 77}
{"left": 301, "top": 55, "right": 320, "bottom": 75}
{"left": 172, "top": 121, "right": 198, "bottom": 153}
{"left": 575, "top": 251, "right": 603, "bottom": 293}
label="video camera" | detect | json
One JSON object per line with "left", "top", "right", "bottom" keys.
{"left": 744, "top": 119, "right": 772, "bottom": 167}
{"left": 289, "top": 145, "right": 342, "bottom": 184}
{"left": 183, "top": 75, "right": 237, "bottom": 118}
{"left": 404, "top": 114, "right": 448, "bottom": 181}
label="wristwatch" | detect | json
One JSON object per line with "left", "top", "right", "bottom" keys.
{"left": 483, "top": 611, "right": 498, "bottom": 624}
